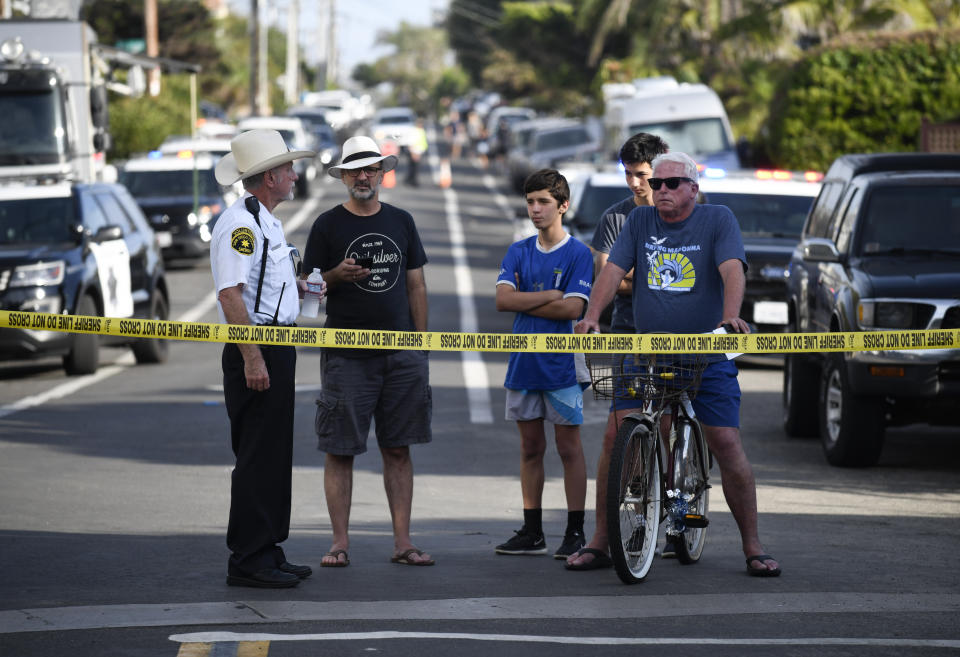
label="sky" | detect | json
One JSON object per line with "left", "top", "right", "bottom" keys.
{"left": 228, "top": 0, "right": 449, "bottom": 85}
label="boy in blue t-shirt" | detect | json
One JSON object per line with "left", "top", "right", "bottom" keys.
{"left": 494, "top": 169, "right": 593, "bottom": 559}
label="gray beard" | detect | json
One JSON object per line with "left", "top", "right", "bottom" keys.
{"left": 348, "top": 185, "right": 376, "bottom": 201}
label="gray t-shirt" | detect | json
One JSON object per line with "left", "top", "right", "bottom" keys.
{"left": 608, "top": 203, "right": 746, "bottom": 334}
{"left": 590, "top": 195, "right": 636, "bottom": 332}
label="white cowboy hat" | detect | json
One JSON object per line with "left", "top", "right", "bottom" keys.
{"left": 328, "top": 135, "right": 398, "bottom": 179}
{"left": 215, "top": 129, "right": 315, "bottom": 186}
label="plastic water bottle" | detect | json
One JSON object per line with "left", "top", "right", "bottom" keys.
{"left": 301, "top": 268, "right": 323, "bottom": 318}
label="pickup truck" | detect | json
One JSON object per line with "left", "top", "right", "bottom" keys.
{"left": 782, "top": 153, "right": 960, "bottom": 466}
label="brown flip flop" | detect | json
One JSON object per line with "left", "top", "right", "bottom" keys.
{"left": 320, "top": 549, "right": 350, "bottom": 567}
{"left": 390, "top": 548, "right": 435, "bottom": 566}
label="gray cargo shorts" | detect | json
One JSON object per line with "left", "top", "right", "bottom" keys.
{"left": 315, "top": 349, "right": 432, "bottom": 455}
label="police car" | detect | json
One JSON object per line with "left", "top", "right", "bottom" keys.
{"left": 698, "top": 168, "right": 822, "bottom": 334}
{"left": 120, "top": 150, "right": 235, "bottom": 263}
{"left": 561, "top": 167, "right": 822, "bottom": 336}
{"left": 0, "top": 181, "right": 169, "bottom": 374}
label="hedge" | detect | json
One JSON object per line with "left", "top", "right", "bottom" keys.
{"left": 765, "top": 29, "right": 960, "bottom": 171}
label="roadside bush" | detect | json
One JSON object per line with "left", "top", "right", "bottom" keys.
{"left": 765, "top": 29, "right": 960, "bottom": 171}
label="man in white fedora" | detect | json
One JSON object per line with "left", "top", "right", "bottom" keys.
{"left": 302, "top": 135, "right": 434, "bottom": 567}
{"left": 210, "top": 129, "right": 320, "bottom": 588}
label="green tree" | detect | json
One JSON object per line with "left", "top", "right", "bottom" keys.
{"left": 355, "top": 22, "right": 468, "bottom": 117}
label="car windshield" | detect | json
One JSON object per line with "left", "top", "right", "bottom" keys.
{"left": 0, "top": 196, "right": 76, "bottom": 244}
{"left": 376, "top": 115, "right": 414, "bottom": 125}
{"left": 707, "top": 192, "right": 814, "bottom": 237}
{"left": 860, "top": 185, "right": 960, "bottom": 255}
{"left": 119, "top": 169, "right": 222, "bottom": 198}
{"left": 572, "top": 185, "right": 631, "bottom": 230}
{"left": 0, "top": 85, "right": 69, "bottom": 165}
{"left": 534, "top": 128, "right": 588, "bottom": 152}
{"left": 629, "top": 117, "right": 730, "bottom": 155}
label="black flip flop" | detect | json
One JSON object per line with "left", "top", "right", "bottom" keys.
{"left": 746, "top": 554, "right": 781, "bottom": 577}
{"left": 565, "top": 547, "right": 613, "bottom": 571}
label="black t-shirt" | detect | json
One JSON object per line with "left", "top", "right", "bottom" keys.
{"left": 303, "top": 202, "right": 428, "bottom": 350}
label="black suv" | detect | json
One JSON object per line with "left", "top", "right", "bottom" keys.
{"left": 782, "top": 153, "right": 960, "bottom": 466}
{"left": 119, "top": 151, "right": 228, "bottom": 263}
{"left": 0, "top": 181, "right": 170, "bottom": 374}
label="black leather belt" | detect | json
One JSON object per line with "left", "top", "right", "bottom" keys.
{"left": 256, "top": 322, "right": 297, "bottom": 327}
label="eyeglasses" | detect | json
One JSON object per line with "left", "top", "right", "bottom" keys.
{"left": 343, "top": 166, "right": 382, "bottom": 178}
{"left": 648, "top": 177, "right": 696, "bottom": 190}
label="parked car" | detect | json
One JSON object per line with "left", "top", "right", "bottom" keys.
{"left": 236, "top": 116, "right": 319, "bottom": 196}
{"left": 699, "top": 169, "right": 821, "bottom": 334}
{"left": 369, "top": 106, "right": 419, "bottom": 147}
{"left": 0, "top": 181, "right": 169, "bottom": 374}
{"left": 119, "top": 150, "right": 232, "bottom": 263}
{"left": 782, "top": 153, "right": 960, "bottom": 466}
{"left": 505, "top": 118, "right": 600, "bottom": 193}
{"left": 285, "top": 106, "right": 340, "bottom": 171}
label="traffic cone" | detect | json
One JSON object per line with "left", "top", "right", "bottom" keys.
{"left": 439, "top": 160, "right": 452, "bottom": 188}
{"left": 382, "top": 140, "right": 398, "bottom": 189}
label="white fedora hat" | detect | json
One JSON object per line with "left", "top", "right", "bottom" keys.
{"left": 328, "top": 135, "right": 398, "bottom": 179}
{"left": 215, "top": 129, "right": 315, "bottom": 185}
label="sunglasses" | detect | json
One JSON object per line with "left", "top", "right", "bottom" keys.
{"left": 343, "top": 166, "right": 383, "bottom": 178}
{"left": 648, "top": 177, "right": 696, "bottom": 190}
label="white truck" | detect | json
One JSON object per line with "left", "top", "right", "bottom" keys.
{"left": 0, "top": 19, "right": 113, "bottom": 183}
{"left": 0, "top": 18, "right": 199, "bottom": 184}
{"left": 603, "top": 77, "right": 741, "bottom": 170}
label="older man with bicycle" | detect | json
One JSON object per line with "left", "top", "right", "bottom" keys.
{"left": 567, "top": 152, "right": 780, "bottom": 578}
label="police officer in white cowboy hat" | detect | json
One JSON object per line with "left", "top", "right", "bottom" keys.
{"left": 210, "top": 129, "right": 321, "bottom": 588}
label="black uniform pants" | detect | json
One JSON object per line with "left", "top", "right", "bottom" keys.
{"left": 222, "top": 342, "right": 297, "bottom": 575}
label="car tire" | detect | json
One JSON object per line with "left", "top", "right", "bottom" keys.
{"left": 132, "top": 292, "right": 170, "bottom": 364}
{"left": 63, "top": 295, "right": 100, "bottom": 376}
{"left": 819, "top": 355, "right": 885, "bottom": 467}
{"left": 782, "top": 353, "right": 820, "bottom": 437}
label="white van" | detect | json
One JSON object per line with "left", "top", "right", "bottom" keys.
{"left": 603, "top": 77, "right": 740, "bottom": 170}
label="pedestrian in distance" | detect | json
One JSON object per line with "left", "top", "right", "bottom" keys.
{"left": 303, "top": 135, "right": 434, "bottom": 568}
{"left": 210, "top": 129, "right": 319, "bottom": 588}
{"left": 495, "top": 168, "right": 593, "bottom": 560}
{"left": 567, "top": 152, "right": 781, "bottom": 577}
{"left": 567, "top": 132, "right": 671, "bottom": 570}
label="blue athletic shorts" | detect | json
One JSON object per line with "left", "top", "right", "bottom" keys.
{"left": 608, "top": 357, "right": 740, "bottom": 428}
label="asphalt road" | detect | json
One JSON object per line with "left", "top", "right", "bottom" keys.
{"left": 1, "top": 158, "right": 959, "bottom": 657}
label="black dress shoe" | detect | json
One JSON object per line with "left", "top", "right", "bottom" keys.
{"left": 226, "top": 568, "right": 300, "bottom": 588}
{"left": 277, "top": 561, "right": 312, "bottom": 579}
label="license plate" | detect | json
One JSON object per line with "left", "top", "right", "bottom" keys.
{"left": 155, "top": 231, "right": 173, "bottom": 248}
{"left": 753, "top": 301, "right": 788, "bottom": 325}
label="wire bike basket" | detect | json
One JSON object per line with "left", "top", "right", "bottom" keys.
{"left": 586, "top": 351, "right": 709, "bottom": 406}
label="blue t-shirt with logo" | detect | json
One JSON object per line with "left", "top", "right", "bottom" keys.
{"left": 497, "top": 233, "right": 593, "bottom": 390}
{"left": 608, "top": 204, "right": 746, "bottom": 334}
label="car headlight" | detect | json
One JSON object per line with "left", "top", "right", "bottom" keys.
{"left": 20, "top": 290, "right": 61, "bottom": 314}
{"left": 858, "top": 301, "right": 917, "bottom": 329}
{"left": 320, "top": 150, "right": 333, "bottom": 165}
{"left": 9, "top": 260, "right": 65, "bottom": 288}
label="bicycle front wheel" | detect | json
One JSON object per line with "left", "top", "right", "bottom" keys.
{"left": 606, "top": 415, "right": 660, "bottom": 584}
{"left": 670, "top": 417, "right": 709, "bottom": 564}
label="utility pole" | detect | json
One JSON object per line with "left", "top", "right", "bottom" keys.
{"left": 144, "top": 0, "right": 160, "bottom": 96}
{"left": 284, "top": 0, "right": 298, "bottom": 105}
{"left": 249, "top": 0, "right": 258, "bottom": 116}
{"left": 327, "top": 0, "right": 337, "bottom": 86}
{"left": 258, "top": 0, "right": 270, "bottom": 115}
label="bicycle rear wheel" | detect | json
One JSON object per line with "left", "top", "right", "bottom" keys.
{"left": 670, "top": 417, "right": 709, "bottom": 564}
{"left": 606, "top": 416, "right": 660, "bottom": 584}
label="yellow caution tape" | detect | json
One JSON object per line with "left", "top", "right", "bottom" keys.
{"left": 1, "top": 310, "right": 958, "bottom": 354}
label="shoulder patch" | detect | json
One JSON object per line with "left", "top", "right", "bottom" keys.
{"left": 231, "top": 227, "right": 255, "bottom": 255}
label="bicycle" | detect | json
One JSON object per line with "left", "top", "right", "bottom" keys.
{"left": 587, "top": 346, "right": 714, "bottom": 584}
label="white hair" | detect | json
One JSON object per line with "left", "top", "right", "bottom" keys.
{"left": 651, "top": 152, "right": 699, "bottom": 182}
